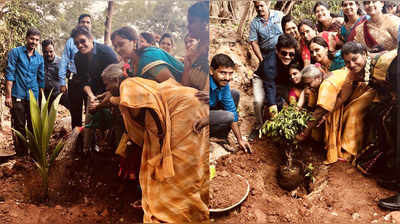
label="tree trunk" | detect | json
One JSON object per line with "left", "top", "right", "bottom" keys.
{"left": 104, "top": 1, "right": 114, "bottom": 46}
{"left": 237, "top": 1, "right": 251, "bottom": 37}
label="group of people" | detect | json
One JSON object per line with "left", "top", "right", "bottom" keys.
{"left": 209, "top": 0, "right": 400, "bottom": 211}
{"left": 5, "top": 1, "right": 210, "bottom": 223}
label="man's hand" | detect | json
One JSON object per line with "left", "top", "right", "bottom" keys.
{"left": 195, "top": 91, "right": 209, "bottom": 104}
{"left": 5, "top": 96, "right": 12, "bottom": 108}
{"left": 238, "top": 139, "right": 252, "bottom": 153}
{"left": 60, "top": 85, "right": 67, "bottom": 93}
{"left": 193, "top": 117, "right": 209, "bottom": 134}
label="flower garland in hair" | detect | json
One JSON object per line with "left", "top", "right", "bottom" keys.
{"left": 364, "top": 56, "right": 371, "bottom": 84}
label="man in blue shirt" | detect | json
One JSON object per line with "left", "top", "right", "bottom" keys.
{"left": 248, "top": 0, "right": 283, "bottom": 141}
{"left": 5, "top": 28, "right": 44, "bottom": 156}
{"left": 59, "top": 14, "right": 92, "bottom": 129}
{"left": 209, "top": 54, "right": 251, "bottom": 153}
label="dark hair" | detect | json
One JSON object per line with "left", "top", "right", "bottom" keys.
{"left": 309, "top": 36, "right": 334, "bottom": 60}
{"left": 140, "top": 32, "right": 155, "bottom": 45}
{"left": 313, "top": 1, "right": 330, "bottom": 14}
{"left": 111, "top": 26, "right": 138, "bottom": 41}
{"left": 383, "top": 1, "right": 396, "bottom": 14}
{"left": 289, "top": 61, "right": 303, "bottom": 71}
{"left": 298, "top": 19, "right": 316, "bottom": 31}
{"left": 341, "top": 1, "right": 364, "bottom": 22}
{"left": 281, "top": 14, "right": 296, "bottom": 32}
{"left": 188, "top": 1, "right": 209, "bottom": 22}
{"left": 71, "top": 25, "right": 93, "bottom": 40}
{"left": 341, "top": 41, "right": 367, "bottom": 56}
{"left": 26, "top": 28, "right": 41, "bottom": 37}
{"left": 41, "top": 39, "right": 54, "bottom": 48}
{"left": 210, "top": 53, "right": 235, "bottom": 70}
{"left": 78, "top": 14, "right": 91, "bottom": 23}
{"left": 276, "top": 34, "right": 298, "bottom": 51}
{"left": 71, "top": 26, "right": 93, "bottom": 40}
{"left": 160, "top": 33, "right": 174, "bottom": 46}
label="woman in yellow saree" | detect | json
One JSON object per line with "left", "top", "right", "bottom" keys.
{"left": 297, "top": 42, "right": 395, "bottom": 164}
{"left": 98, "top": 64, "right": 209, "bottom": 223}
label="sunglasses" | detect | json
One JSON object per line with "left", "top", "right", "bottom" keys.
{"left": 279, "top": 50, "right": 295, "bottom": 57}
{"left": 74, "top": 38, "right": 88, "bottom": 46}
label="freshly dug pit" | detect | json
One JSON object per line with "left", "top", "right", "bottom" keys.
{"left": 209, "top": 170, "right": 248, "bottom": 209}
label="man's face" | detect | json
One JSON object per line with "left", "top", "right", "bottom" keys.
{"left": 79, "top": 16, "right": 92, "bottom": 31}
{"left": 43, "top": 44, "right": 55, "bottom": 62}
{"left": 26, "top": 35, "right": 40, "bottom": 51}
{"left": 343, "top": 52, "right": 367, "bottom": 75}
{"left": 74, "top": 34, "right": 94, "bottom": 55}
{"left": 284, "top": 21, "right": 299, "bottom": 40}
{"left": 211, "top": 66, "right": 234, "bottom": 87}
{"left": 277, "top": 47, "right": 296, "bottom": 65}
{"left": 254, "top": 1, "right": 269, "bottom": 17}
{"left": 299, "top": 24, "right": 317, "bottom": 43}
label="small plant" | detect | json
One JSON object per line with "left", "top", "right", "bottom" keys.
{"left": 259, "top": 105, "right": 313, "bottom": 144}
{"left": 259, "top": 105, "right": 313, "bottom": 191}
{"left": 304, "top": 163, "right": 316, "bottom": 183}
{"left": 13, "top": 90, "right": 64, "bottom": 198}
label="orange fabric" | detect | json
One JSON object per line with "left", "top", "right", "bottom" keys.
{"left": 317, "top": 69, "right": 376, "bottom": 163}
{"left": 115, "top": 77, "right": 209, "bottom": 223}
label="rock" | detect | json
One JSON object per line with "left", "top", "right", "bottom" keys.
{"left": 352, "top": 213, "right": 360, "bottom": 220}
{"left": 389, "top": 211, "right": 400, "bottom": 223}
{"left": 384, "top": 213, "right": 392, "bottom": 221}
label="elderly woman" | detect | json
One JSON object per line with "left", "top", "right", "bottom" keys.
{"left": 309, "top": 36, "right": 345, "bottom": 72}
{"left": 298, "top": 42, "right": 396, "bottom": 164}
{"left": 98, "top": 64, "right": 209, "bottom": 223}
{"left": 354, "top": 0, "right": 400, "bottom": 53}
{"left": 111, "top": 26, "right": 183, "bottom": 82}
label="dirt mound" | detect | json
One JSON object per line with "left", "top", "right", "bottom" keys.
{"left": 210, "top": 170, "right": 248, "bottom": 209}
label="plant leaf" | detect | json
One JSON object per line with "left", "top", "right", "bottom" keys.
{"left": 49, "top": 140, "right": 64, "bottom": 167}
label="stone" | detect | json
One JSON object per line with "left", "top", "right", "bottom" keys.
{"left": 352, "top": 213, "right": 360, "bottom": 220}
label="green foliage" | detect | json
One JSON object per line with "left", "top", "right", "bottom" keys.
{"left": 304, "top": 163, "right": 315, "bottom": 183}
{"left": 12, "top": 90, "right": 64, "bottom": 197}
{"left": 290, "top": 0, "right": 342, "bottom": 23}
{"left": 259, "top": 105, "right": 313, "bottom": 144}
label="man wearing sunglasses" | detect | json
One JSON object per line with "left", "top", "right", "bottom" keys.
{"left": 58, "top": 14, "right": 93, "bottom": 129}
{"left": 5, "top": 28, "right": 44, "bottom": 156}
{"left": 72, "top": 26, "right": 118, "bottom": 154}
{"left": 249, "top": 33, "right": 300, "bottom": 141}
{"left": 248, "top": 0, "right": 284, "bottom": 141}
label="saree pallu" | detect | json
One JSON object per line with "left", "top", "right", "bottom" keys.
{"left": 137, "top": 47, "right": 184, "bottom": 82}
{"left": 113, "top": 78, "right": 209, "bottom": 223}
